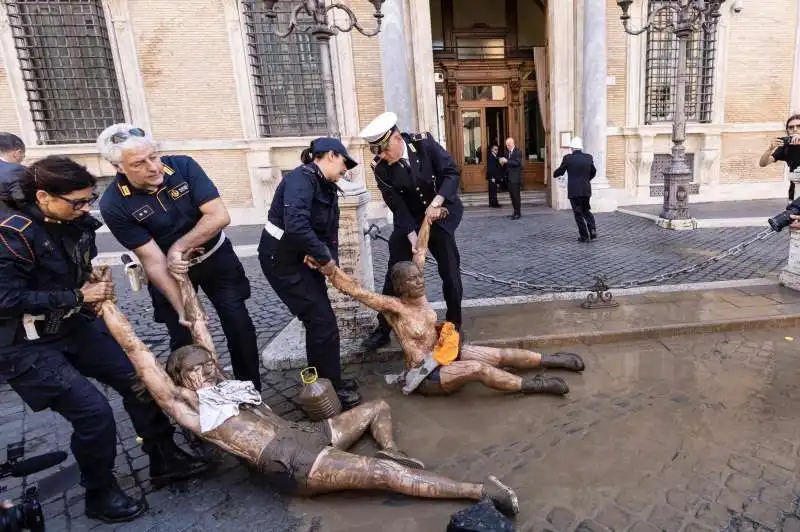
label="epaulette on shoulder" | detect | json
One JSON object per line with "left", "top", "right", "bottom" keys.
{"left": 0, "top": 214, "right": 32, "bottom": 234}
{"left": 370, "top": 155, "right": 381, "bottom": 170}
{"left": 409, "top": 132, "right": 431, "bottom": 143}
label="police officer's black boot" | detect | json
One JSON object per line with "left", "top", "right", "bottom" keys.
{"left": 361, "top": 326, "right": 391, "bottom": 351}
{"left": 332, "top": 380, "right": 362, "bottom": 410}
{"left": 85, "top": 479, "right": 147, "bottom": 523}
{"left": 147, "top": 439, "right": 211, "bottom": 488}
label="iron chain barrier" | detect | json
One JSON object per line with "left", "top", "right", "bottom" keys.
{"left": 364, "top": 225, "right": 778, "bottom": 309}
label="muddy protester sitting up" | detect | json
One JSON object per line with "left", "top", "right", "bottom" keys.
{"left": 94, "top": 265, "right": 521, "bottom": 516}
{"left": 307, "top": 208, "right": 585, "bottom": 397}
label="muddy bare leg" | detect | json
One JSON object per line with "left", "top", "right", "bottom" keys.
{"left": 306, "top": 448, "right": 518, "bottom": 515}
{"left": 439, "top": 361, "right": 568, "bottom": 395}
{"left": 461, "top": 345, "right": 584, "bottom": 372}
{"left": 328, "top": 400, "right": 424, "bottom": 469}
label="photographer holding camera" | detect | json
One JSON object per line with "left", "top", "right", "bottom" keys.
{"left": 759, "top": 114, "right": 800, "bottom": 200}
{"left": 0, "top": 156, "right": 208, "bottom": 524}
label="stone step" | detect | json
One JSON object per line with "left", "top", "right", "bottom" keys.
{"left": 460, "top": 190, "right": 547, "bottom": 208}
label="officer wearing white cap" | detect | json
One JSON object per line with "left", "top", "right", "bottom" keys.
{"left": 553, "top": 136, "right": 598, "bottom": 242}
{"left": 359, "top": 112, "right": 464, "bottom": 351}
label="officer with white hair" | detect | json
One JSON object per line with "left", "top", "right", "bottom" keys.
{"left": 97, "top": 124, "right": 262, "bottom": 390}
{"left": 553, "top": 136, "right": 598, "bottom": 242}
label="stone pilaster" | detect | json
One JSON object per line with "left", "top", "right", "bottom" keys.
{"left": 328, "top": 182, "right": 377, "bottom": 341}
{"left": 581, "top": 0, "right": 617, "bottom": 212}
{"left": 780, "top": 228, "right": 800, "bottom": 291}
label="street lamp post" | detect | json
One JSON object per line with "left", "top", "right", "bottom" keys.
{"left": 616, "top": 0, "right": 724, "bottom": 230}
{"left": 262, "top": 0, "right": 385, "bottom": 138}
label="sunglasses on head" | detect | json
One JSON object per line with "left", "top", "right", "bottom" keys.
{"left": 53, "top": 192, "right": 99, "bottom": 211}
{"left": 110, "top": 128, "right": 146, "bottom": 144}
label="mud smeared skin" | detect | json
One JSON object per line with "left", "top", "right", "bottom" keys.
{"left": 94, "top": 268, "right": 517, "bottom": 511}
{"left": 315, "top": 213, "right": 585, "bottom": 397}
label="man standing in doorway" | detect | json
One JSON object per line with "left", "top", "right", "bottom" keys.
{"left": 554, "top": 136, "right": 597, "bottom": 242}
{"left": 502, "top": 137, "right": 523, "bottom": 219}
{"left": 358, "top": 112, "right": 464, "bottom": 351}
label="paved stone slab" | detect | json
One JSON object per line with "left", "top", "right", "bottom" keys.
{"left": 619, "top": 199, "right": 789, "bottom": 220}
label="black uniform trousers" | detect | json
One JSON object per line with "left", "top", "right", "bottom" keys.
{"left": 487, "top": 179, "right": 499, "bottom": 206}
{"left": 258, "top": 242, "right": 341, "bottom": 383}
{"left": 3, "top": 319, "right": 174, "bottom": 490}
{"left": 508, "top": 182, "right": 522, "bottom": 216}
{"left": 569, "top": 196, "right": 596, "bottom": 239}
{"left": 149, "top": 240, "right": 261, "bottom": 390}
{"left": 377, "top": 222, "right": 463, "bottom": 332}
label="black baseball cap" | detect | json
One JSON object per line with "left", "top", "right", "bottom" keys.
{"left": 311, "top": 137, "right": 358, "bottom": 170}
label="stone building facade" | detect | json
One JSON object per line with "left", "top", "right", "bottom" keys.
{"left": 0, "top": 0, "right": 798, "bottom": 225}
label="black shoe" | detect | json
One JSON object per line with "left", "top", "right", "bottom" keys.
{"left": 521, "top": 374, "right": 569, "bottom": 395}
{"left": 589, "top": 230, "right": 597, "bottom": 240}
{"left": 541, "top": 352, "right": 586, "bottom": 372}
{"left": 578, "top": 236, "right": 589, "bottom": 242}
{"left": 85, "top": 481, "right": 147, "bottom": 523}
{"left": 337, "top": 389, "right": 363, "bottom": 410}
{"left": 508, "top": 214, "right": 520, "bottom": 220}
{"left": 361, "top": 328, "right": 391, "bottom": 351}
{"left": 332, "top": 377, "right": 359, "bottom": 392}
{"left": 148, "top": 439, "right": 211, "bottom": 488}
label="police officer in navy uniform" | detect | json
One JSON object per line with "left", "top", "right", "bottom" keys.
{"left": 358, "top": 112, "right": 464, "bottom": 350}
{"left": 258, "top": 137, "right": 362, "bottom": 409}
{"left": 0, "top": 157, "right": 208, "bottom": 523}
{"left": 97, "top": 124, "right": 262, "bottom": 391}
{"left": 0, "top": 132, "right": 25, "bottom": 183}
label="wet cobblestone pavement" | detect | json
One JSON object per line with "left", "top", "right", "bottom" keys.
{"left": 0, "top": 209, "right": 798, "bottom": 531}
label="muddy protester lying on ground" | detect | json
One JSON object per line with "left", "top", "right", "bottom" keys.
{"left": 92, "top": 264, "right": 520, "bottom": 515}
{"left": 307, "top": 208, "right": 585, "bottom": 397}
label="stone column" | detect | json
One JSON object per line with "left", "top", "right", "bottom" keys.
{"left": 581, "top": 0, "right": 617, "bottom": 213}
{"left": 379, "top": 0, "right": 417, "bottom": 130}
{"left": 328, "top": 182, "right": 377, "bottom": 344}
{"left": 780, "top": 228, "right": 800, "bottom": 291}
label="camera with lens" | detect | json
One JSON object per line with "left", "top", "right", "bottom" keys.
{"left": 0, "top": 442, "right": 68, "bottom": 532}
{"left": 768, "top": 198, "right": 800, "bottom": 232}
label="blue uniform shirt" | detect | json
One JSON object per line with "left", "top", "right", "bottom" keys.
{"left": 265, "top": 163, "right": 339, "bottom": 266}
{"left": 99, "top": 155, "right": 220, "bottom": 253}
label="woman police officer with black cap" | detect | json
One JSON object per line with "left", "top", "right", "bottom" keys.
{"left": 258, "top": 137, "right": 362, "bottom": 408}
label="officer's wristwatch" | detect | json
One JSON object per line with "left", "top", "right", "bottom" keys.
{"left": 73, "top": 288, "right": 85, "bottom": 308}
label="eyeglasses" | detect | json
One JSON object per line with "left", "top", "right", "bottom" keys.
{"left": 369, "top": 143, "right": 389, "bottom": 155}
{"left": 53, "top": 192, "right": 99, "bottom": 211}
{"left": 110, "top": 128, "right": 146, "bottom": 144}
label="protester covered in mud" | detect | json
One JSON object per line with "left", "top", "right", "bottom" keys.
{"left": 307, "top": 208, "right": 585, "bottom": 397}
{"left": 94, "top": 265, "right": 520, "bottom": 516}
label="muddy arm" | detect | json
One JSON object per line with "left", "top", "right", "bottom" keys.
{"left": 412, "top": 209, "right": 447, "bottom": 272}
{"left": 329, "top": 267, "right": 404, "bottom": 315}
{"left": 98, "top": 300, "right": 201, "bottom": 433}
{"left": 175, "top": 274, "right": 217, "bottom": 360}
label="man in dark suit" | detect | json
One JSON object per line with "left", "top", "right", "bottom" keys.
{"left": 553, "top": 136, "right": 597, "bottom": 242}
{"left": 486, "top": 144, "right": 504, "bottom": 208}
{"left": 358, "top": 112, "right": 464, "bottom": 351}
{"left": 0, "top": 133, "right": 25, "bottom": 183}
{"left": 502, "top": 137, "right": 523, "bottom": 219}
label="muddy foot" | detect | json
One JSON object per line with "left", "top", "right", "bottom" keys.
{"left": 541, "top": 352, "right": 585, "bottom": 372}
{"left": 482, "top": 475, "right": 519, "bottom": 516}
{"left": 521, "top": 374, "right": 569, "bottom": 395}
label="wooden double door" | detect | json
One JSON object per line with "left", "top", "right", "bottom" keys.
{"left": 459, "top": 106, "right": 508, "bottom": 193}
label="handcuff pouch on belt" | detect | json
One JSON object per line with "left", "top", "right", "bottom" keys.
{"left": 385, "top": 321, "right": 460, "bottom": 394}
